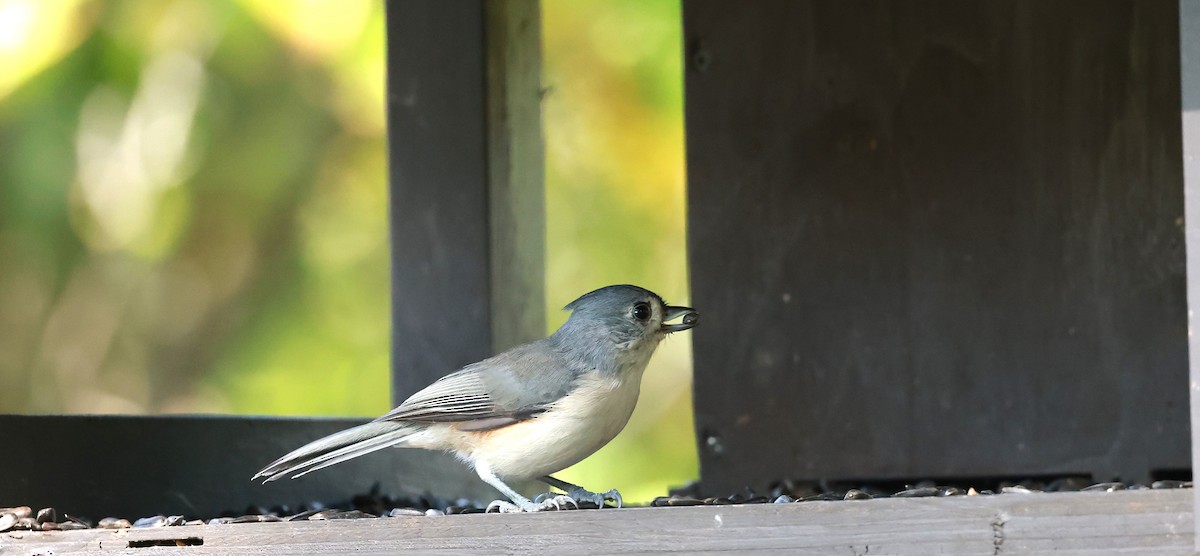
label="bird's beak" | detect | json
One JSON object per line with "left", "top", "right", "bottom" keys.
{"left": 661, "top": 305, "right": 699, "bottom": 333}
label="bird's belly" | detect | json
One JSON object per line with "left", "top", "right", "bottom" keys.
{"left": 467, "top": 375, "right": 640, "bottom": 480}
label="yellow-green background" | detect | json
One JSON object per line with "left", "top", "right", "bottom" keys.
{"left": 0, "top": 0, "right": 692, "bottom": 503}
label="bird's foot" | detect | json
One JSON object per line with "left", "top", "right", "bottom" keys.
{"left": 533, "top": 493, "right": 581, "bottom": 510}
{"left": 486, "top": 495, "right": 578, "bottom": 513}
{"left": 565, "top": 486, "right": 622, "bottom": 509}
{"left": 485, "top": 499, "right": 525, "bottom": 513}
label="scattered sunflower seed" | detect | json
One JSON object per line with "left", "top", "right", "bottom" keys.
{"left": 1082, "top": 482, "right": 1125, "bottom": 493}
{"left": 388, "top": 508, "right": 426, "bottom": 517}
{"left": 1001, "top": 485, "right": 1038, "bottom": 494}
{"left": 843, "top": 489, "right": 872, "bottom": 500}
{"left": 1152, "top": 480, "right": 1189, "bottom": 489}
{"left": 652, "top": 496, "right": 705, "bottom": 507}
{"left": 230, "top": 514, "right": 281, "bottom": 523}
{"left": 134, "top": 515, "right": 167, "bottom": 528}
{"left": 0, "top": 513, "right": 17, "bottom": 533}
{"left": 893, "top": 487, "right": 939, "bottom": 498}
{"left": 287, "top": 510, "right": 322, "bottom": 521}
{"left": 35, "top": 508, "right": 56, "bottom": 525}
{"left": 307, "top": 509, "right": 375, "bottom": 520}
{"left": 99, "top": 517, "right": 132, "bottom": 529}
{"left": 0, "top": 507, "right": 31, "bottom": 519}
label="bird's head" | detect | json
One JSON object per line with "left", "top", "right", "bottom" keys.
{"left": 557, "top": 285, "right": 698, "bottom": 357}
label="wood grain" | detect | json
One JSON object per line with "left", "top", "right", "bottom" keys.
{"left": 4, "top": 489, "right": 1190, "bottom": 555}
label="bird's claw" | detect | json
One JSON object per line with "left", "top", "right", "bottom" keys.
{"left": 486, "top": 495, "right": 578, "bottom": 513}
{"left": 485, "top": 486, "right": 621, "bottom": 513}
{"left": 532, "top": 493, "right": 580, "bottom": 510}
{"left": 567, "top": 486, "right": 622, "bottom": 509}
{"left": 486, "top": 499, "right": 523, "bottom": 513}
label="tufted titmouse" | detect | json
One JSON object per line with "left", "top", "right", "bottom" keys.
{"left": 254, "top": 284, "right": 698, "bottom": 512}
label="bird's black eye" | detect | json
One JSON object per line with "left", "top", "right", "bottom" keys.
{"left": 632, "top": 302, "right": 651, "bottom": 321}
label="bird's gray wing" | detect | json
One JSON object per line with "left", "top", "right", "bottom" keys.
{"left": 374, "top": 341, "right": 580, "bottom": 430}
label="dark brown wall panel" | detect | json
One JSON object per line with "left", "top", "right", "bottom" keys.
{"left": 685, "top": 0, "right": 1187, "bottom": 493}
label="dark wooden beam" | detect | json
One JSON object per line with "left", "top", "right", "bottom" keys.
{"left": 0, "top": 415, "right": 491, "bottom": 520}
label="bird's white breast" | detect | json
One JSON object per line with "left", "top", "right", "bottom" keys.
{"left": 462, "top": 370, "right": 643, "bottom": 480}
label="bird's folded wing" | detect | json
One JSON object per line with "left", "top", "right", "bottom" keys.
{"left": 374, "top": 341, "right": 580, "bottom": 430}
{"left": 373, "top": 365, "right": 551, "bottom": 428}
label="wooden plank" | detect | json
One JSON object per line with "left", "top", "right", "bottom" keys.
{"left": 1178, "top": 0, "right": 1200, "bottom": 552}
{"left": 685, "top": 0, "right": 1188, "bottom": 494}
{"left": 0, "top": 415, "right": 494, "bottom": 521}
{"left": 3, "top": 490, "right": 1191, "bottom": 555}
{"left": 485, "top": 0, "right": 546, "bottom": 352}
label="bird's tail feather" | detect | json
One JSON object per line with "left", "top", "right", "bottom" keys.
{"left": 252, "top": 421, "right": 417, "bottom": 482}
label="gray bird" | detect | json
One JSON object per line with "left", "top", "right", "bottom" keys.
{"left": 253, "top": 284, "right": 698, "bottom": 512}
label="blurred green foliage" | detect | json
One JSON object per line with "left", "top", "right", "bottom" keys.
{"left": 0, "top": 0, "right": 692, "bottom": 502}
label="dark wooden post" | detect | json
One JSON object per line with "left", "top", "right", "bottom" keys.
{"left": 385, "top": 0, "right": 544, "bottom": 402}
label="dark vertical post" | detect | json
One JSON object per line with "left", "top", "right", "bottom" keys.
{"left": 1179, "top": 0, "right": 1200, "bottom": 550}
{"left": 386, "top": 1, "right": 490, "bottom": 401}
{"left": 385, "top": 1, "right": 544, "bottom": 402}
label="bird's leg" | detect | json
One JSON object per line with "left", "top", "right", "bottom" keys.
{"left": 476, "top": 461, "right": 576, "bottom": 513}
{"left": 541, "top": 475, "right": 622, "bottom": 508}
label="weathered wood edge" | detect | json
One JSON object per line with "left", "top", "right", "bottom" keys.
{"left": 1180, "top": 1, "right": 1200, "bottom": 553}
{"left": 4, "top": 489, "right": 1191, "bottom": 555}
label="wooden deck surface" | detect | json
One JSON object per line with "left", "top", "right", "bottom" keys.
{"left": 2, "top": 489, "right": 1192, "bottom": 555}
